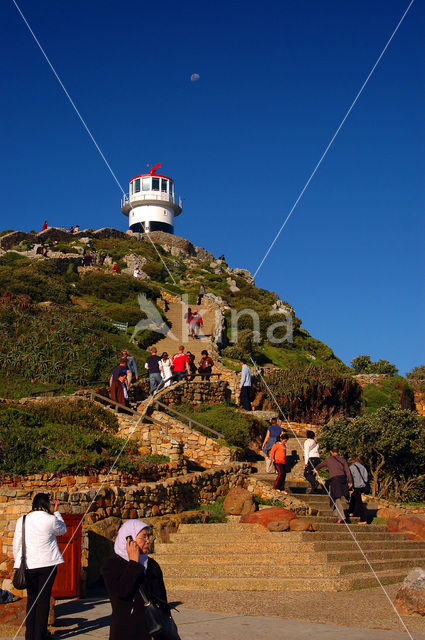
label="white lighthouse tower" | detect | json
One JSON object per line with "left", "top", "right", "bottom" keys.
{"left": 121, "top": 163, "right": 182, "bottom": 234}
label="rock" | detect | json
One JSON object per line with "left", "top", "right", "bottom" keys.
{"left": 232, "top": 268, "right": 255, "bottom": 285}
{"left": 223, "top": 487, "right": 256, "bottom": 515}
{"left": 267, "top": 521, "right": 290, "bottom": 532}
{"left": 289, "top": 519, "right": 312, "bottom": 531}
{"left": 387, "top": 515, "right": 425, "bottom": 541}
{"left": 394, "top": 568, "right": 425, "bottom": 615}
{"left": 377, "top": 507, "right": 403, "bottom": 521}
{"left": 240, "top": 506, "right": 297, "bottom": 528}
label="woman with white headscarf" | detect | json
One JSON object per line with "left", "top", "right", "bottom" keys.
{"left": 102, "top": 519, "right": 167, "bottom": 640}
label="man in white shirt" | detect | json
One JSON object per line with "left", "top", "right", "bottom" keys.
{"left": 239, "top": 359, "right": 252, "bottom": 411}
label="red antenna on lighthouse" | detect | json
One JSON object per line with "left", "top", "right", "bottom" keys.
{"left": 147, "top": 163, "right": 161, "bottom": 175}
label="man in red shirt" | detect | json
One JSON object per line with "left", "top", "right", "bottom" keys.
{"left": 172, "top": 346, "right": 190, "bottom": 381}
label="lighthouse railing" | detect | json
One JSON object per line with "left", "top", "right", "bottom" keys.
{"left": 121, "top": 193, "right": 180, "bottom": 207}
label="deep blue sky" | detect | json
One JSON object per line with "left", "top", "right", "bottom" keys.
{"left": 1, "top": 0, "right": 424, "bottom": 374}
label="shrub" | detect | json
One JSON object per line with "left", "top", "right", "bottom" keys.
{"left": 351, "top": 355, "right": 398, "bottom": 376}
{"left": 362, "top": 376, "right": 415, "bottom": 413}
{"left": 175, "top": 403, "right": 253, "bottom": 448}
{"left": 406, "top": 365, "right": 425, "bottom": 392}
{"left": 0, "top": 402, "right": 154, "bottom": 474}
{"left": 319, "top": 407, "right": 425, "bottom": 501}
{"left": 262, "top": 365, "right": 362, "bottom": 423}
{"left": 75, "top": 272, "right": 157, "bottom": 304}
{"left": 0, "top": 259, "right": 70, "bottom": 304}
{"left": 0, "top": 293, "right": 116, "bottom": 385}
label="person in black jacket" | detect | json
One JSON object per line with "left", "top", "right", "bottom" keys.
{"left": 102, "top": 520, "right": 167, "bottom": 640}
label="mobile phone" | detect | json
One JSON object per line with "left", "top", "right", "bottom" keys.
{"left": 126, "top": 535, "right": 133, "bottom": 542}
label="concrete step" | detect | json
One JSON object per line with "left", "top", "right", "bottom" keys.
{"left": 153, "top": 548, "right": 425, "bottom": 567}
{"left": 154, "top": 539, "right": 425, "bottom": 555}
{"left": 162, "top": 569, "right": 411, "bottom": 592}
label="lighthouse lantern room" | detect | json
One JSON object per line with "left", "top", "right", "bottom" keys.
{"left": 121, "top": 164, "right": 182, "bottom": 234}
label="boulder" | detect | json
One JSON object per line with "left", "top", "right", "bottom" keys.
{"left": 240, "top": 506, "right": 297, "bottom": 528}
{"left": 267, "top": 520, "right": 290, "bottom": 532}
{"left": 377, "top": 507, "right": 403, "bottom": 521}
{"left": 387, "top": 515, "right": 425, "bottom": 541}
{"left": 223, "top": 487, "right": 256, "bottom": 515}
{"left": 289, "top": 519, "right": 312, "bottom": 532}
{"left": 395, "top": 568, "right": 425, "bottom": 616}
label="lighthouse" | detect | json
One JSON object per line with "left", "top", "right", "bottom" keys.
{"left": 121, "top": 164, "right": 182, "bottom": 234}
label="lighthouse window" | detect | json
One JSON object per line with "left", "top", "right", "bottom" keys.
{"left": 169, "top": 182, "right": 173, "bottom": 196}
{"left": 161, "top": 179, "right": 168, "bottom": 192}
{"left": 142, "top": 178, "right": 150, "bottom": 191}
{"left": 152, "top": 177, "right": 160, "bottom": 191}
{"left": 134, "top": 179, "right": 140, "bottom": 193}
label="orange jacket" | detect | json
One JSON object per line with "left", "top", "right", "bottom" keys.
{"left": 269, "top": 441, "right": 287, "bottom": 464}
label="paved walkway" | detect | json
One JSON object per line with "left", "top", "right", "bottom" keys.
{"left": 4, "top": 597, "right": 425, "bottom": 640}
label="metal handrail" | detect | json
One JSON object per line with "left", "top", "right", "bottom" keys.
{"left": 153, "top": 399, "right": 223, "bottom": 438}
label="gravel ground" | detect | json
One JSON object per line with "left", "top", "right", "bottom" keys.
{"left": 168, "top": 584, "right": 425, "bottom": 635}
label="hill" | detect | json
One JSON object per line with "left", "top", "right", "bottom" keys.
{"left": 0, "top": 227, "right": 348, "bottom": 396}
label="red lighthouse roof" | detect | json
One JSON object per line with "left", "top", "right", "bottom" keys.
{"left": 130, "top": 163, "right": 172, "bottom": 182}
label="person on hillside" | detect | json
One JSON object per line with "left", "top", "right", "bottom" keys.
{"left": 133, "top": 267, "right": 141, "bottom": 279}
{"left": 184, "top": 307, "right": 192, "bottom": 337}
{"left": 159, "top": 352, "right": 173, "bottom": 388}
{"left": 186, "top": 351, "right": 197, "bottom": 381}
{"left": 69, "top": 226, "right": 74, "bottom": 234}
{"left": 262, "top": 417, "right": 283, "bottom": 473}
{"left": 304, "top": 429, "right": 321, "bottom": 493}
{"left": 102, "top": 520, "right": 169, "bottom": 640}
{"left": 83, "top": 253, "right": 93, "bottom": 267}
{"left": 172, "top": 346, "right": 190, "bottom": 381}
{"left": 197, "top": 284, "right": 205, "bottom": 305}
{"left": 270, "top": 433, "right": 289, "bottom": 493}
{"left": 144, "top": 347, "right": 162, "bottom": 393}
{"left": 189, "top": 310, "right": 203, "bottom": 339}
{"left": 314, "top": 447, "right": 353, "bottom": 523}
{"left": 13, "top": 493, "right": 66, "bottom": 640}
{"left": 112, "top": 263, "right": 120, "bottom": 274}
{"left": 122, "top": 350, "right": 138, "bottom": 386}
{"left": 239, "top": 359, "right": 252, "bottom": 411}
{"left": 35, "top": 244, "right": 45, "bottom": 256}
{"left": 41, "top": 220, "right": 48, "bottom": 231}
{"left": 198, "top": 350, "right": 214, "bottom": 380}
{"left": 109, "top": 359, "right": 129, "bottom": 388}
{"left": 349, "top": 457, "right": 368, "bottom": 524}
{"left": 110, "top": 371, "right": 129, "bottom": 409}
{"left": 74, "top": 225, "right": 80, "bottom": 233}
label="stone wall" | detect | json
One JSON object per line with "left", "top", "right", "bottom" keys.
{"left": 0, "top": 463, "right": 185, "bottom": 490}
{"left": 116, "top": 411, "right": 239, "bottom": 468}
{"left": 353, "top": 373, "right": 390, "bottom": 387}
{"left": 414, "top": 392, "right": 425, "bottom": 416}
{"left": 0, "top": 463, "right": 250, "bottom": 594}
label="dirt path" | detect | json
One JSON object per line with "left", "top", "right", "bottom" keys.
{"left": 168, "top": 584, "right": 425, "bottom": 634}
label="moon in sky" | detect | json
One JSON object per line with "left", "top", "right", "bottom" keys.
{"left": 190, "top": 73, "right": 200, "bottom": 82}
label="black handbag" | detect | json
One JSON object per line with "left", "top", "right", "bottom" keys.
{"left": 12, "top": 515, "right": 27, "bottom": 590}
{"left": 138, "top": 587, "right": 181, "bottom": 640}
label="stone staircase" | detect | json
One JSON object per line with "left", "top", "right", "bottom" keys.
{"left": 154, "top": 520, "right": 425, "bottom": 592}
{"left": 153, "top": 300, "right": 215, "bottom": 362}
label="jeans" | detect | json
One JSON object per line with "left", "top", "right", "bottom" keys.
{"left": 240, "top": 386, "right": 252, "bottom": 410}
{"left": 25, "top": 565, "right": 57, "bottom": 640}
{"left": 149, "top": 372, "right": 162, "bottom": 392}
{"left": 273, "top": 463, "right": 287, "bottom": 490}
{"left": 349, "top": 487, "right": 367, "bottom": 522}
{"left": 304, "top": 456, "right": 321, "bottom": 490}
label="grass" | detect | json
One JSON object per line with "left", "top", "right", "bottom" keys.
{"left": 199, "top": 498, "right": 227, "bottom": 523}
{"left": 362, "top": 376, "right": 413, "bottom": 413}
{"left": 0, "top": 375, "right": 78, "bottom": 399}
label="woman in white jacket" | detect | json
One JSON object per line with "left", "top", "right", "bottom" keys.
{"left": 13, "top": 493, "right": 66, "bottom": 640}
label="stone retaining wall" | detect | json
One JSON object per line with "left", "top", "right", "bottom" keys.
{"left": 0, "top": 462, "right": 250, "bottom": 594}
{"left": 414, "top": 392, "right": 425, "bottom": 416}
{"left": 116, "top": 411, "right": 239, "bottom": 468}
{"left": 353, "top": 373, "right": 390, "bottom": 387}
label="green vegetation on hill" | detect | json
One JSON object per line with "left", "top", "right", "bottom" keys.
{"left": 173, "top": 403, "right": 263, "bottom": 449}
{"left": 260, "top": 365, "right": 362, "bottom": 423}
{"left": 0, "top": 400, "right": 168, "bottom": 474}
{"left": 319, "top": 407, "right": 425, "bottom": 502}
{"left": 362, "top": 376, "right": 415, "bottom": 413}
